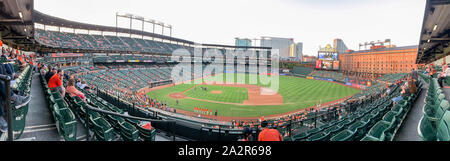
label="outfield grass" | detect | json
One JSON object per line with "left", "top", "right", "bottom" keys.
{"left": 147, "top": 73, "right": 360, "bottom": 117}
{"left": 184, "top": 85, "right": 248, "bottom": 103}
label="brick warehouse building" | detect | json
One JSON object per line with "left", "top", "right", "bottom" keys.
{"left": 339, "top": 45, "right": 418, "bottom": 75}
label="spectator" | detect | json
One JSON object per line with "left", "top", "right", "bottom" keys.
{"left": 438, "top": 71, "right": 445, "bottom": 88}
{"left": 411, "top": 68, "right": 418, "bottom": 80}
{"left": 408, "top": 77, "right": 417, "bottom": 94}
{"left": 393, "top": 84, "right": 410, "bottom": 105}
{"left": 45, "top": 66, "right": 56, "bottom": 82}
{"left": 445, "top": 64, "right": 450, "bottom": 85}
{"left": 258, "top": 120, "right": 283, "bottom": 141}
{"left": 0, "top": 64, "right": 31, "bottom": 132}
{"left": 79, "top": 81, "right": 88, "bottom": 90}
{"left": 76, "top": 78, "right": 82, "bottom": 88}
{"left": 66, "top": 78, "right": 86, "bottom": 101}
{"left": 238, "top": 127, "right": 253, "bottom": 141}
{"left": 48, "top": 69, "right": 66, "bottom": 97}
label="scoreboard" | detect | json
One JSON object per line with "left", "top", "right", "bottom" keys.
{"left": 316, "top": 50, "right": 339, "bottom": 70}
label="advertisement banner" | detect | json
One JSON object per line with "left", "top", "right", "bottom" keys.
{"left": 51, "top": 53, "right": 84, "bottom": 57}
{"left": 143, "top": 60, "right": 153, "bottom": 63}
{"left": 315, "top": 60, "right": 322, "bottom": 69}
{"left": 128, "top": 60, "right": 140, "bottom": 63}
{"left": 306, "top": 76, "right": 314, "bottom": 80}
{"left": 313, "top": 77, "right": 334, "bottom": 82}
{"left": 333, "top": 61, "right": 340, "bottom": 70}
{"left": 115, "top": 60, "right": 125, "bottom": 62}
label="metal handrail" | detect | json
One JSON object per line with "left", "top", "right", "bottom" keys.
{"left": 0, "top": 74, "right": 12, "bottom": 141}
{"left": 83, "top": 103, "right": 177, "bottom": 141}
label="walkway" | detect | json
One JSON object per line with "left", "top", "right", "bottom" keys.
{"left": 393, "top": 79, "right": 427, "bottom": 141}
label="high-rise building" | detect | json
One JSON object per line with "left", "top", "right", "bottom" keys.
{"left": 333, "top": 38, "right": 348, "bottom": 54}
{"left": 296, "top": 42, "right": 303, "bottom": 62}
{"left": 235, "top": 38, "right": 252, "bottom": 47}
{"left": 260, "top": 36, "right": 296, "bottom": 59}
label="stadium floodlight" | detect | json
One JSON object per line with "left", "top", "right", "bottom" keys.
{"left": 134, "top": 16, "right": 145, "bottom": 20}
{"left": 433, "top": 24, "right": 437, "bottom": 31}
{"left": 18, "top": 12, "right": 23, "bottom": 19}
{"left": 124, "top": 13, "right": 134, "bottom": 18}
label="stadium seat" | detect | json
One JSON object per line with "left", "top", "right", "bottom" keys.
{"left": 348, "top": 121, "right": 369, "bottom": 140}
{"left": 90, "top": 116, "right": 115, "bottom": 141}
{"left": 53, "top": 104, "right": 77, "bottom": 141}
{"left": 365, "top": 120, "right": 393, "bottom": 141}
{"left": 306, "top": 132, "right": 330, "bottom": 141}
{"left": 118, "top": 121, "right": 140, "bottom": 141}
{"left": 360, "top": 135, "right": 380, "bottom": 141}
{"left": 436, "top": 111, "right": 450, "bottom": 141}
{"left": 330, "top": 129, "right": 355, "bottom": 141}
{"left": 136, "top": 123, "right": 157, "bottom": 141}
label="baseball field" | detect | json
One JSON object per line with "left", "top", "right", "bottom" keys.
{"left": 146, "top": 73, "right": 361, "bottom": 118}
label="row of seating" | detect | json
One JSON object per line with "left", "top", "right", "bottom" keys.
{"left": 361, "top": 81, "right": 423, "bottom": 141}
{"left": 35, "top": 29, "right": 194, "bottom": 54}
{"left": 418, "top": 78, "right": 450, "bottom": 141}
{"left": 308, "top": 70, "right": 346, "bottom": 82}
{"left": 291, "top": 91, "right": 396, "bottom": 141}
{"left": 70, "top": 85, "right": 156, "bottom": 141}
{"left": 8, "top": 64, "right": 33, "bottom": 140}
{"left": 40, "top": 72, "right": 78, "bottom": 141}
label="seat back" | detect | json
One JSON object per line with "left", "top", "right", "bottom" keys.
{"left": 436, "top": 111, "right": 450, "bottom": 141}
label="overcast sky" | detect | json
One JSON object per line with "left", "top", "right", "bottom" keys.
{"left": 35, "top": 0, "right": 426, "bottom": 56}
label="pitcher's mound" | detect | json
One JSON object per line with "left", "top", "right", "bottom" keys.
{"left": 168, "top": 93, "right": 186, "bottom": 99}
{"left": 210, "top": 90, "right": 222, "bottom": 94}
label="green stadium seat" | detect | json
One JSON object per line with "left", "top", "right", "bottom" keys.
{"left": 91, "top": 116, "right": 115, "bottom": 141}
{"left": 436, "top": 111, "right": 450, "bottom": 141}
{"left": 306, "top": 132, "right": 329, "bottom": 141}
{"left": 366, "top": 120, "right": 393, "bottom": 141}
{"left": 360, "top": 135, "right": 380, "bottom": 141}
{"left": 348, "top": 121, "right": 369, "bottom": 140}
{"left": 53, "top": 104, "right": 77, "bottom": 141}
{"left": 136, "top": 122, "right": 157, "bottom": 141}
{"left": 418, "top": 116, "right": 438, "bottom": 141}
{"left": 294, "top": 128, "right": 321, "bottom": 141}
{"left": 118, "top": 121, "right": 139, "bottom": 141}
{"left": 330, "top": 129, "right": 355, "bottom": 141}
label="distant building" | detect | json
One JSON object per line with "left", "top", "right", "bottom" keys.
{"left": 296, "top": 42, "right": 303, "bottom": 62}
{"left": 339, "top": 45, "right": 418, "bottom": 74}
{"left": 302, "top": 55, "right": 317, "bottom": 62}
{"left": 260, "top": 37, "right": 296, "bottom": 59}
{"left": 235, "top": 38, "right": 252, "bottom": 47}
{"left": 333, "top": 38, "right": 348, "bottom": 54}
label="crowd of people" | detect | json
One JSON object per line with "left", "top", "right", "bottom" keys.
{"left": 0, "top": 45, "right": 34, "bottom": 133}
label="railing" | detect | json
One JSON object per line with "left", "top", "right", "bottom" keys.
{"left": 0, "top": 74, "right": 12, "bottom": 141}
{"left": 83, "top": 103, "right": 177, "bottom": 141}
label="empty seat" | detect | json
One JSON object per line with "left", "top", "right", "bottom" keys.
{"left": 53, "top": 104, "right": 77, "bottom": 141}
{"left": 436, "top": 111, "right": 450, "bottom": 141}
{"left": 306, "top": 132, "right": 329, "bottom": 141}
{"left": 330, "top": 130, "right": 355, "bottom": 141}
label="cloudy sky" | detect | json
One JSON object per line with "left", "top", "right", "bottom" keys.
{"left": 35, "top": 0, "right": 426, "bottom": 56}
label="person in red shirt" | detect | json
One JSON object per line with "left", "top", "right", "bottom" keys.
{"left": 258, "top": 121, "right": 283, "bottom": 141}
{"left": 48, "top": 69, "right": 66, "bottom": 97}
